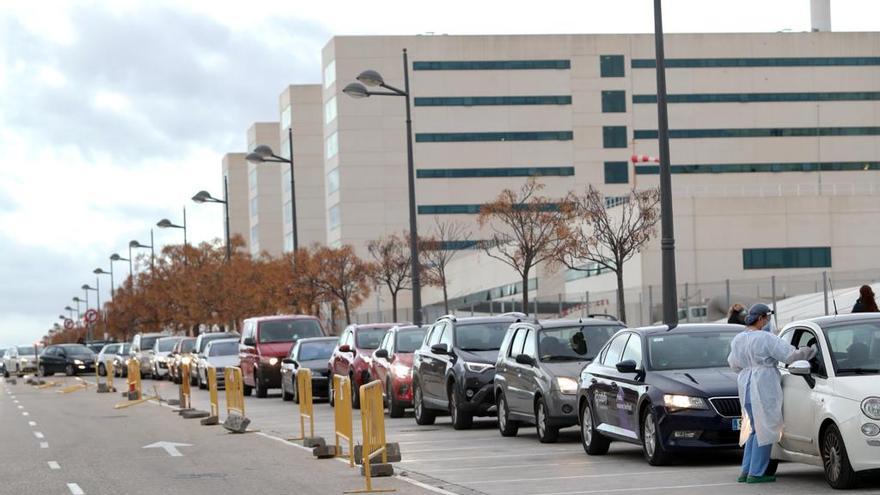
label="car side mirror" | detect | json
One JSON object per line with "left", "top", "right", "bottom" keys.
{"left": 615, "top": 359, "right": 638, "bottom": 373}
{"left": 788, "top": 360, "right": 816, "bottom": 388}
{"left": 243, "top": 337, "right": 255, "bottom": 346}
{"left": 515, "top": 354, "right": 535, "bottom": 366}
{"left": 374, "top": 349, "right": 389, "bottom": 359}
{"left": 339, "top": 344, "right": 354, "bottom": 353}
{"left": 431, "top": 343, "right": 449, "bottom": 355}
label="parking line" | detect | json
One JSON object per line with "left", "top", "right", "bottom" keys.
{"left": 393, "top": 475, "right": 458, "bottom": 495}
{"left": 34, "top": 432, "right": 44, "bottom": 439}
{"left": 17, "top": 405, "right": 23, "bottom": 409}
{"left": 401, "top": 450, "right": 580, "bottom": 463}
{"left": 13, "top": 399, "right": 19, "bottom": 403}
{"left": 48, "top": 461, "right": 60, "bottom": 470}
{"left": 534, "top": 482, "right": 738, "bottom": 495}
{"left": 464, "top": 470, "right": 675, "bottom": 484}
{"left": 67, "top": 483, "right": 84, "bottom": 494}
{"left": 405, "top": 445, "right": 581, "bottom": 454}
{"left": 28, "top": 421, "right": 36, "bottom": 426}
{"left": 425, "top": 461, "right": 594, "bottom": 473}
{"left": 22, "top": 412, "right": 29, "bottom": 416}
{"left": 40, "top": 442, "right": 48, "bottom": 449}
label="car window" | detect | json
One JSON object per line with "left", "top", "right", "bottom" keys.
{"left": 65, "top": 345, "right": 95, "bottom": 357}
{"left": 454, "top": 322, "right": 509, "bottom": 351}
{"left": 820, "top": 319, "right": 880, "bottom": 375}
{"left": 120, "top": 343, "right": 131, "bottom": 354}
{"left": 538, "top": 325, "right": 610, "bottom": 362}
{"left": 620, "top": 334, "right": 643, "bottom": 367}
{"left": 259, "top": 319, "right": 323, "bottom": 344}
{"left": 601, "top": 333, "right": 629, "bottom": 366}
{"left": 509, "top": 328, "right": 527, "bottom": 357}
{"left": 299, "top": 341, "right": 337, "bottom": 361}
{"left": 427, "top": 323, "right": 445, "bottom": 346}
{"left": 356, "top": 328, "right": 388, "bottom": 349}
{"left": 439, "top": 324, "right": 454, "bottom": 347}
{"left": 790, "top": 327, "right": 826, "bottom": 376}
{"left": 648, "top": 331, "right": 737, "bottom": 371}
{"left": 523, "top": 329, "right": 537, "bottom": 357}
{"left": 208, "top": 341, "right": 238, "bottom": 356}
{"left": 180, "top": 340, "right": 195, "bottom": 353}
{"left": 157, "top": 339, "right": 178, "bottom": 352}
{"left": 379, "top": 333, "right": 391, "bottom": 352}
{"left": 18, "top": 346, "right": 35, "bottom": 355}
{"left": 141, "top": 336, "right": 159, "bottom": 351}
{"left": 396, "top": 328, "right": 426, "bottom": 353}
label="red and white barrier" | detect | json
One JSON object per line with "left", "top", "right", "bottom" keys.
{"left": 631, "top": 154, "right": 660, "bottom": 164}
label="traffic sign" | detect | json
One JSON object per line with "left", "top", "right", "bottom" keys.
{"left": 85, "top": 309, "right": 99, "bottom": 324}
{"left": 63, "top": 319, "right": 74, "bottom": 329}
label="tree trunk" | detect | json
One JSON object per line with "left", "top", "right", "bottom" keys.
{"left": 343, "top": 299, "right": 351, "bottom": 325}
{"left": 442, "top": 280, "right": 449, "bottom": 314}
{"left": 391, "top": 290, "right": 398, "bottom": 322}
{"left": 616, "top": 266, "right": 627, "bottom": 323}
{"left": 522, "top": 269, "right": 530, "bottom": 317}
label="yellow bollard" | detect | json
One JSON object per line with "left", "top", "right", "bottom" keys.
{"left": 224, "top": 367, "right": 245, "bottom": 417}
{"left": 334, "top": 374, "right": 355, "bottom": 467}
{"left": 96, "top": 360, "right": 115, "bottom": 393}
{"left": 289, "top": 368, "right": 315, "bottom": 441}
{"left": 179, "top": 362, "right": 192, "bottom": 409}
{"left": 207, "top": 367, "right": 219, "bottom": 418}
{"left": 114, "top": 358, "right": 158, "bottom": 409}
{"left": 344, "top": 381, "right": 394, "bottom": 493}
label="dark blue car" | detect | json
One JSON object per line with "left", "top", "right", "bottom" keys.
{"left": 577, "top": 324, "right": 743, "bottom": 465}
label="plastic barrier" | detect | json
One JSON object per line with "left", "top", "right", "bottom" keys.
{"left": 179, "top": 362, "right": 192, "bottom": 409}
{"left": 334, "top": 374, "right": 355, "bottom": 467}
{"left": 97, "top": 361, "right": 115, "bottom": 393}
{"left": 290, "top": 368, "right": 315, "bottom": 441}
{"left": 202, "top": 367, "right": 219, "bottom": 424}
{"left": 222, "top": 367, "right": 250, "bottom": 432}
{"left": 344, "top": 381, "right": 394, "bottom": 494}
{"left": 59, "top": 377, "right": 89, "bottom": 394}
{"left": 114, "top": 358, "right": 158, "bottom": 409}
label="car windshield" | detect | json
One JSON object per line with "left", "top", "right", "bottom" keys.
{"left": 396, "top": 328, "right": 427, "bottom": 353}
{"left": 208, "top": 342, "right": 238, "bottom": 357}
{"left": 259, "top": 320, "right": 323, "bottom": 344}
{"left": 87, "top": 344, "right": 105, "bottom": 353}
{"left": 298, "top": 341, "right": 336, "bottom": 361}
{"left": 822, "top": 319, "right": 880, "bottom": 375}
{"left": 199, "top": 334, "right": 237, "bottom": 352}
{"left": 648, "top": 331, "right": 738, "bottom": 371}
{"left": 140, "top": 337, "right": 159, "bottom": 351}
{"left": 120, "top": 344, "right": 131, "bottom": 354}
{"left": 180, "top": 340, "right": 195, "bottom": 353}
{"left": 356, "top": 328, "right": 388, "bottom": 349}
{"left": 156, "top": 339, "right": 178, "bottom": 352}
{"left": 456, "top": 322, "right": 510, "bottom": 351}
{"left": 65, "top": 346, "right": 95, "bottom": 357}
{"left": 539, "top": 325, "right": 622, "bottom": 362}
{"left": 18, "top": 346, "right": 35, "bottom": 355}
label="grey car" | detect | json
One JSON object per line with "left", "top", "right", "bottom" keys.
{"left": 494, "top": 317, "right": 624, "bottom": 443}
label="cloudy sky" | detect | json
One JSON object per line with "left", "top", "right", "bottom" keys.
{"left": 0, "top": 0, "right": 876, "bottom": 347}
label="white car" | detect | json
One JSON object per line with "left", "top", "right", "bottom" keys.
{"left": 150, "top": 336, "right": 182, "bottom": 380}
{"left": 96, "top": 343, "right": 124, "bottom": 376}
{"left": 3, "top": 345, "right": 38, "bottom": 376}
{"left": 773, "top": 313, "right": 880, "bottom": 489}
{"left": 197, "top": 338, "right": 240, "bottom": 390}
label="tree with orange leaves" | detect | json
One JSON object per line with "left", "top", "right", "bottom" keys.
{"left": 313, "top": 245, "right": 371, "bottom": 328}
{"left": 367, "top": 233, "right": 411, "bottom": 322}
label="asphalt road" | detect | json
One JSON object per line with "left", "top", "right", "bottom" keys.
{"left": 3, "top": 374, "right": 880, "bottom": 495}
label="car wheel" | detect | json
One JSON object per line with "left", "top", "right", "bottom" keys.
{"left": 98, "top": 363, "right": 106, "bottom": 377}
{"left": 497, "top": 392, "right": 519, "bottom": 437}
{"left": 242, "top": 381, "right": 253, "bottom": 396}
{"left": 641, "top": 407, "right": 672, "bottom": 466}
{"left": 413, "top": 381, "right": 436, "bottom": 425}
{"left": 190, "top": 372, "right": 198, "bottom": 386}
{"left": 65, "top": 364, "right": 75, "bottom": 376}
{"left": 3, "top": 369, "right": 9, "bottom": 378}
{"left": 535, "top": 397, "right": 559, "bottom": 443}
{"left": 822, "top": 423, "right": 858, "bottom": 489}
{"left": 351, "top": 375, "right": 361, "bottom": 410}
{"left": 449, "top": 385, "right": 473, "bottom": 430}
{"left": 282, "top": 380, "right": 294, "bottom": 402}
{"left": 580, "top": 399, "right": 610, "bottom": 455}
{"left": 255, "top": 369, "right": 267, "bottom": 398}
{"left": 388, "top": 380, "right": 405, "bottom": 418}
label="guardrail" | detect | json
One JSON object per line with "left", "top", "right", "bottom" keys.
{"left": 346, "top": 381, "right": 394, "bottom": 493}
{"left": 334, "top": 374, "right": 355, "bottom": 467}
{"left": 290, "top": 368, "right": 315, "bottom": 441}
{"left": 96, "top": 360, "right": 115, "bottom": 393}
{"left": 222, "top": 367, "right": 250, "bottom": 433}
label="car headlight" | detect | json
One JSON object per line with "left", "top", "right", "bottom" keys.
{"left": 862, "top": 397, "right": 880, "bottom": 420}
{"left": 20, "top": 358, "right": 27, "bottom": 363}
{"left": 464, "top": 362, "right": 494, "bottom": 373}
{"left": 269, "top": 357, "right": 278, "bottom": 366}
{"left": 663, "top": 394, "right": 708, "bottom": 411}
{"left": 391, "top": 362, "right": 411, "bottom": 377}
{"left": 556, "top": 377, "right": 578, "bottom": 395}
{"left": 73, "top": 359, "right": 84, "bottom": 365}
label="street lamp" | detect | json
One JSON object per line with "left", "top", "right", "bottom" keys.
{"left": 72, "top": 297, "right": 84, "bottom": 318}
{"left": 157, "top": 207, "right": 188, "bottom": 246}
{"left": 192, "top": 185, "right": 231, "bottom": 260}
{"left": 94, "top": 267, "right": 112, "bottom": 298}
{"left": 64, "top": 306, "right": 75, "bottom": 319}
{"left": 82, "top": 284, "right": 98, "bottom": 342}
{"left": 343, "top": 48, "right": 423, "bottom": 325}
{"left": 110, "top": 253, "right": 130, "bottom": 283}
{"left": 129, "top": 229, "right": 155, "bottom": 271}
{"left": 653, "top": 0, "right": 679, "bottom": 327}
{"left": 247, "top": 131, "right": 298, "bottom": 251}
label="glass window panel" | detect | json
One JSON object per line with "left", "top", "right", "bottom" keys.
{"left": 325, "top": 132, "right": 338, "bottom": 158}
{"left": 326, "top": 168, "right": 339, "bottom": 194}
{"left": 604, "top": 162, "right": 629, "bottom": 184}
{"left": 632, "top": 56, "right": 880, "bottom": 69}
{"left": 601, "top": 90, "right": 626, "bottom": 112}
{"left": 413, "top": 60, "right": 570, "bottom": 71}
{"left": 603, "top": 126, "right": 627, "bottom": 148}
{"left": 323, "top": 60, "right": 336, "bottom": 88}
{"left": 324, "top": 96, "right": 337, "bottom": 124}
{"left": 328, "top": 204, "right": 340, "bottom": 230}
{"left": 632, "top": 91, "right": 880, "bottom": 104}
{"left": 413, "top": 95, "right": 571, "bottom": 106}
{"left": 415, "top": 131, "right": 573, "bottom": 143}
{"left": 600, "top": 55, "right": 625, "bottom": 77}
{"left": 416, "top": 166, "right": 574, "bottom": 178}
{"left": 281, "top": 105, "right": 291, "bottom": 129}
{"left": 742, "top": 247, "right": 831, "bottom": 269}
{"left": 635, "top": 127, "right": 880, "bottom": 140}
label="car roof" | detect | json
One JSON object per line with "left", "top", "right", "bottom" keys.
{"left": 58, "top": 343, "right": 89, "bottom": 347}
{"left": 296, "top": 337, "right": 338, "bottom": 344}
{"left": 628, "top": 323, "right": 744, "bottom": 336}
{"left": 157, "top": 336, "right": 182, "bottom": 341}
{"left": 246, "top": 314, "right": 319, "bottom": 322}
{"left": 800, "top": 312, "right": 880, "bottom": 327}
{"left": 390, "top": 324, "right": 427, "bottom": 332}
{"left": 352, "top": 323, "right": 399, "bottom": 331}
{"left": 517, "top": 317, "right": 626, "bottom": 330}
{"left": 205, "top": 338, "right": 239, "bottom": 346}
{"left": 436, "top": 313, "right": 524, "bottom": 325}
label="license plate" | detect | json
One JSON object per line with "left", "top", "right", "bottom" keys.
{"left": 732, "top": 418, "right": 742, "bottom": 431}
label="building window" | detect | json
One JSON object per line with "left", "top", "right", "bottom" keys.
{"left": 279, "top": 135, "right": 291, "bottom": 160}
{"left": 601, "top": 91, "right": 626, "bottom": 113}
{"left": 248, "top": 166, "right": 258, "bottom": 192}
{"left": 323, "top": 60, "right": 336, "bottom": 88}
{"left": 250, "top": 197, "right": 258, "bottom": 218}
{"left": 417, "top": 166, "right": 574, "bottom": 179}
{"left": 418, "top": 203, "right": 563, "bottom": 215}
{"left": 415, "top": 131, "right": 573, "bottom": 143}
{"left": 632, "top": 91, "right": 880, "bottom": 104}
{"left": 600, "top": 55, "right": 625, "bottom": 77}
{"left": 425, "top": 240, "right": 483, "bottom": 250}
{"left": 603, "top": 126, "right": 627, "bottom": 148}
{"left": 413, "top": 60, "right": 570, "bottom": 71}
{"left": 414, "top": 95, "right": 571, "bottom": 106}
{"left": 326, "top": 167, "right": 339, "bottom": 194}
{"left": 324, "top": 96, "right": 337, "bottom": 124}
{"left": 634, "top": 127, "right": 880, "bottom": 140}
{"left": 632, "top": 56, "right": 880, "bottom": 69}
{"left": 328, "top": 204, "right": 340, "bottom": 230}
{"left": 743, "top": 247, "right": 831, "bottom": 270}
{"left": 634, "top": 161, "right": 880, "bottom": 175}
{"left": 281, "top": 105, "right": 291, "bottom": 129}
{"left": 604, "top": 162, "right": 629, "bottom": 184}
{"left": 281, "top": 168, "right": 291, "bottom": 194}
{"left": 325, "top": 132, "right": 338, "bottom": 158}
{"left": 565, "top": 262, "right": 612, "bottom": 281}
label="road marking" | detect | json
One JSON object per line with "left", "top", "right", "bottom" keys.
{"left": 17, "top": 405, "right": 23, "bottom": 409}
{"left": 393, "top": 475, "right": 458, "bottom": 495}
{"left": 465, "top": 470, "right": 675, "bottom": 484}
{"left": 401, "top": 450, "right": 579, "bottom": 463}
{"left": 28, "top": 421, "right": 36, "bottom": 426}
{"left": 48, "top": 461, "right": 60, "bottom": 470}
{"left": 425, "top": 461, "right": 594, "bottom": 473}
{"left": 67, "top": 482, "right": 84, "bottom": 494}
{"left": 34, "top": 432, "right": 44, "bottom": 439}
{"left": 405, "top": 445, "right": 582, "bottom": 455}
{"left": 22, "top": 412, "right": 29, "bottom": 416}
{"left": 534, "top": 482, "right": 738, "bottom": 495}
{"left": 40, "top": 442, "right": 48, "bottom": 448}
{"left": 13, "top": 399, "right": 19, "bottom": 403}
{"left": 142, "top": 441, "right": 192, "bottom": 457}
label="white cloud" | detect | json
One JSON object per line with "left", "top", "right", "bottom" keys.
{"left": 93, "top": 89, "right": 131, "bottom": 112}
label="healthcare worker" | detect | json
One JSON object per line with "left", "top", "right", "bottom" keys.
{"left": 727, "top": 303, "right": 815, "bottom": 484}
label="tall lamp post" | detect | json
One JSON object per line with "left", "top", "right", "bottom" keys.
{"left": 192, "top": 187, "right": 231, "bottom": 261}
{"left": 129, "top": 230, "right": 155, "bottom": 271}
{"left": 247, "top": 128, "right": 298, "bottom": 251}
{"left": 653, "top": 0, "right": 678, "bottom": 327}
{"left": 64, "top": 306, "right": 75, "bottom": 319}
{"left": 158, "top": 208, "right": 188, "bottom": 266}
{"left": 342, "top": 48, "right": 422, "bottom": 325}
{"left": 110, "top": 253, "right": 130, "bottom": 284}
{"left": 82, "top": 284, "right": 98, "bottom": 342}
{"left": 72, "top": 297, "right": 84, "bottom": 319}
{"left": 94, "top": 268, "right": 112, "bottom": 298}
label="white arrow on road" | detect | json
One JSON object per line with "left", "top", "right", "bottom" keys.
{"left": 142, "top": 441, "right": 192, "bottom": 457}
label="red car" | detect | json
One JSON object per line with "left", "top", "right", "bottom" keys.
{"left": 239, "top": 315, "right": 325, "bottom": 398}
{"left": 328, "top": 323, "right": 399, "bottom": 409}
{"left": 371, "top": 325, "right": 427, "bottom": 417}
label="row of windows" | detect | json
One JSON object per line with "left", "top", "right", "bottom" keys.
{"left": 634, "top": 161, "right": 880, "bottom": 175}
{"left": 634, "top": 127, "right": 880, "bottom": 140}
{"left": 632, "top": 57, "right": 880, "bottom": 69}
{"left": 418, "top": 203, "right": 563, "bottom": 215}
{"left": 429, "top": 240, "right": 483, "bottom": 250}
{"left": 564, "top": 262, "right": 613, "bottom": 281}
{"left": 413, "top": 95, "right": 571, "bottom": 106}
{"left": 632, "top": 91, "right": 880, "bottom": 104}
{"left": 415, "top": 131, "right": 573, "bottom": 143}
{"left": 416, "top": 167, "right": 574, "bottom": 179}
{"left": 326, "top": 168, "right": 340, "bottom": 194}
{"left": 413, "top": 60, "right": 570, "bottom": 71}
{"left": 743, "top": 247, "right": 831, "bottom": 270}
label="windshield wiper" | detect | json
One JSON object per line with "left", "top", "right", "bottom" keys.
{"left": 459, "top": 347, "right": 496, "bottom": 352}
{"left": 837, "top": 367, "right": 880, "bottom": 374}
{"left": 541, "top": 356, "right": 585, "bottom": 362}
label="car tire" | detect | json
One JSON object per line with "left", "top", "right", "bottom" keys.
{"left": 387, "top": 380, "right": 405, "bottom": 418}
{"left": 497, "top": 392, "right": 519, "bottom": 437}
{"left": 242, "top": 382, "right": 253, "bottom": 396}
{"left": 190, "top": 372, "right": 198, "bottom": 386}
{"left": 449, "top": 385, "right": 473, "bottom": 430}
{"left": 65, "top": 364, "right": 75, "bottom": 376}
{"left": 3, "top": 369, "right": 9, "bottom": 378}
{"left": 255, "top": 369, "right": 268, "bottom": 398}
{"left": 98, "top": 363, "right": 106, "bottom": 377}
{"left": 641, "top": 406, "right": 672, "bottom": 466}
{"left": 580, "top": 399, "right": 610, "bottom": 455}
{"left": 535, "top": 397, "right": 559, "bottom": 443}
{"left": 413, "top": 380, "right": 436, "bottom": 425}
{"left": 351, "top": 375, "right": 361, "bottom": 410}
{"left": 821, "top": 423, "right": 858, "bottom": 489}
{"left": 328, "top": 374, "right": 335, "bottom": 407}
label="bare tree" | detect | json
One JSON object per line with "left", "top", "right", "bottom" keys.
{"left": 478, "top": 178, "right": 575, "bottom": 314}
{"left": 367, "top": 233, "right": 411, "bottom": 322}
{"left": 314, "top": 245, "right": 371, "bottom": 326}
{"left": 420, "top": 218, "right": 471, "bottom": 314}
{"left": 560, "top": 186, "right": 660, "bottom": 323}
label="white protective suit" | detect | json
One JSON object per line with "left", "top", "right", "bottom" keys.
{"left": 727, "top": 330, "right": 815, "bottom": 446}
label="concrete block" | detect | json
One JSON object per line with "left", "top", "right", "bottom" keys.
{"left": 127, "top": 390, "right": 139, "bottom": 401}
{"left": 354, "top": 443, "right": 401, "bottom": 465}
{"left": 200, "top": 415, "right": 219, "bottom": 426}
{"left": 176, "top": 408, "right": 193, "bottom": 415}
{"left": 8, "top": 379, "right": 16, "bottom": 385}
{"left": 167, "top": 399, "right": 180, "bottom": 406}
{"left": 360, "top": 463, "right": 394, "bottom": 477}
{"left": 312, "top": 445, "right": 337, "bottom": 459}
{"left": 303, "top": 437, "right": 325, "bottom": 448}
{"left": 223, "top": 413, "right": 250, "bottom": 433}
{"left": 182, "top": 409, "right": 211, "bottom": 419}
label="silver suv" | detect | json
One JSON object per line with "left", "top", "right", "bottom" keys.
{"left": 130, "top": 333, "right": 164, "bottom": 378}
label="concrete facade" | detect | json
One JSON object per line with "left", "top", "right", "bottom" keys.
{"left": 246, "top": 122, "right": 284, "bottom": 257}
{"left": 221, "top": 152, "right": 250, "bottom": 252}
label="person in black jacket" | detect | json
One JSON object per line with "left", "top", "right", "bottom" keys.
{"left": 727, "top": 303, "right": 747, "bottom": 325}
{"left": 852, "top": 285, "right": 879, "bottom": 313}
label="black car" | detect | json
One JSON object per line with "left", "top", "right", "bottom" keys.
{"left": 495, "top": 317, "right": 624, "bottom": 442}
{"left": 281, "top": 337, "right": 337, "bottom": 403}
{"left": 39, "top": 344, "right": 97, "bottom": 376}
{"left": 412, "top": 313, "right": 524, "bottom": 429}
{"left": 578, "top": 324, "right": 743, "bottom": 465}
